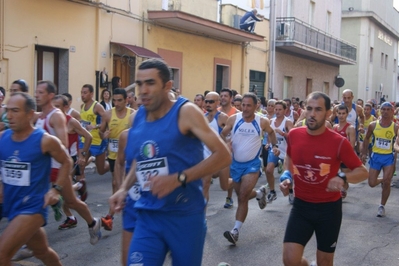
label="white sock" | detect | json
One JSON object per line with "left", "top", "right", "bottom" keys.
{"left": 233, "top": 220, "right": 243, "bottom": 231}
{"left": 68, "top": 216, "right": 76, "bottom": 220}
{"left": 76, "top": 182, "right": 83, "bottom": 190}
{"left": 256, "top": 190, "right": 263, "bottom": 199}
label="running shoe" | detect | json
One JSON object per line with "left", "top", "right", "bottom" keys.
{"left": 277, "top": 159, "right": 283, "bottom": 174}
{"left": 78, "top": 180, "right": 88, "bottom": 202}
{"left": 58, "top": 217, "right": 78, "bottom": 230}
{"left": 51, "top": 195, "right": 64, "bottom": 221}
{"left": 266, "top": 191, "right": 277, "bottom": 203}
{"left": 377, "top": 205, "right": 385, "bottom": 217}
{"left": 256, "top": 185, "right": 269, "bottom": 209}
{"left": 101, "top": 214, "right": 114, "bottom": 231}
{"left": 11, "top": 245, "right": 33, "bottom": 261}
{"left": 223, "top": 228, "right": 239, "bottom": 245}
{"left": 288, "top": 192, "right": 294, "bottom": 205}
{"left": 224, "top": 197, "right": 234, "bottom": 209}
{"left": 89, "top": 218, "right": 102, "bottom": 245}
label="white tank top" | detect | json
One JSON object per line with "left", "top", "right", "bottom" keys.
{"left": 66, "top": 108, "right": 74, "bottom": 116}
{"left": 231, "top": 113, "right": 262, "bottom": 162}
{"left": 35, "top": 109, "right": 61, "bottom": 169}
{"left": 286, "top": 109, "right": 294, "bottom": 122}
{"left": 270, "top": 116, "right": 288, "bottom": 159}
{"left": 347, "top": 103, "right": 357, "bottom": 126}
{"left": 203, "top": 113, "right": 221, "bottom": 159}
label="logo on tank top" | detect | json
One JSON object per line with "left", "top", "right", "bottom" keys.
{"left": 140, "top": 140, "right": 159, "bottom": 159}
{"left": 385, "top": 131, "right": 393, "bottom": 139}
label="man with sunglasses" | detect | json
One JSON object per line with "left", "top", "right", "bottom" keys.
{"left": 98, "top": 88, "right": 134, "bottom": 231}
{"left": 202, "top": 92, "right": 231, "bottom": 205}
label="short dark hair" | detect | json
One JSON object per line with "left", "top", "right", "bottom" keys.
{"left": 204, "top": 90, "right": 210, "bottom": 96}
{"left": 138, "top": 59, "right": 171, "bottom": 84}
{"left": 62, "top": 92, "right": 72, "bottom": 102}
{"left": 275, "top": 100, "right": 287, "bottom": 110}
{"left": 337, "top": 104, "right": 348, "bottom": 113}
{"left": 12, "top": 92, "right": 36, "bottom": 112}
{"left": 231, "top": 89, "right": 238, "bottom": 98}
{"left": 283, "top": 98, "right": 292, "bottom": 105}
{"left": 37, "top": 80, "right": 57, "bottom": 94}
{"left": 364, "top": 103, "right": 372, "bottom": 109}
{"left": 12, "top": 79, "right": 29, "bottom": 92}
{"left": 234, "top": 97, "right": 242, "bottom": 103}
{"left": 54, "top": 94, "right": 69, "bottom": 106}
{"left": 307, "top": 91, "right": 331, "bottom": 111}
{"left": 195, "top": 94, "right": 204, "bottom": 100}
{"left": 0, "top": 86, "right": 5, "bottom": 97}
{"left": 242, "top": 93, "right": 257, "bottom": 105}
{"left": 113, "top": 88, "right": 127, "bottom": 99}
{"left": 82, "top": 84, "right": 94, "bottom": 93}
{"left": 220, "top": 88, "right": 233, "bottom": 98}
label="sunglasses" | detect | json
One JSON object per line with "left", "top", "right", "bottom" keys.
{"left": 205, "top": 100, "right": 215, "bottom": 104}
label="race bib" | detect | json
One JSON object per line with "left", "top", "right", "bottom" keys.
{"left": 376, "top": 138, "right": 391, "bottom": 150}
{"left": 1, "top": 161, "right": 31, "bottom": 186}
{"left": 81, "top": 120, "right": 91, "bottom": 129}
{"left": 128, "top": 183, "right": 141, "bottom": 201}
{"left": 135, "top": 157, "right": 169, "bottom": 191}
{"left": 108, "top": 139, "right": 119, "bottom": 153}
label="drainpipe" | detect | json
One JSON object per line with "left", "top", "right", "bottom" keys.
{"left": 268, "top": 0, "right": 276, "bottom": 99}
{"left": 241, "top": 43, "right": 246, "bottom": 94}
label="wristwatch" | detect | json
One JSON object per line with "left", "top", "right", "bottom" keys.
{"left": 272, "top": 144, "right": 279, "bottom": 148}
{"left": 52, "top": 184, "right": 63, "bottom": 192}
{"left": 337, "top": 172, "right": 347, "bottom": 184}
{"left": 177, "top": 172, "right": 187, "bottom": 188}
{"left": 81, "top": 151, "right": 87, "bottom": 157}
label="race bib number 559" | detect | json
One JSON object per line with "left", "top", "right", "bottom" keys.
{"left": 1, "top": 161, "right": 31, "bottom": 186}
{"left": 135, "top": 157, "right": 169, "bottom": 191}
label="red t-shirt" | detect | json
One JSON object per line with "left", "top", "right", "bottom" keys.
{"left": 287, "top": 127, "right": 362, "bottom": 203}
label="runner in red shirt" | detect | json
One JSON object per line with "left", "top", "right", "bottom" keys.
{"left": 280, "top": 91, "right": 368, "bottom": 266}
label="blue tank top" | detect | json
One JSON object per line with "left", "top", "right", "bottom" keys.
{"left": 0, "top": 128, "right": 51, "bottom": 221}
{"left": 127, "top": 97, "right": 205, "bottom": 213}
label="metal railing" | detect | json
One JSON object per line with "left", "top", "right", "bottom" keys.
{"left": 276, "top": 17, "right": 356, "bottom": 62}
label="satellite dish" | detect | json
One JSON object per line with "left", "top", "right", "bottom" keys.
{"left": 335, "top": 76, "right": 345, "bottom": 88}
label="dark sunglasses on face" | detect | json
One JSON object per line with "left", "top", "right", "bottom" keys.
{"left": 205, "top": 100, "right": 215, "bottom": 104}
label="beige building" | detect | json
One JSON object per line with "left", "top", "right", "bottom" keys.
{"left": 340, "top": 0, "right": 399, "bottom": 103}
{"left": 0, "top": 0, "right": 269, "bottom": 110}
{"left": 270, "top": 0, "right": 356, "bottom": 101}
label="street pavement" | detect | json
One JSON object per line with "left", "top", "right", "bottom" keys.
{"left": 3, "top": 163, "right": 399, "bottom": 266}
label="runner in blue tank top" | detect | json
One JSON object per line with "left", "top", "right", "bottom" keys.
{"left": 109, "top": 59, "right": 231, "bottom": 266}
{"left": 0, "top": 93, "right": 72, "bottom": 265}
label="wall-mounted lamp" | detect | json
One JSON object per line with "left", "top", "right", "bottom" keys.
{"left": 348, "top": 7, "right": 354, "bottom": 11}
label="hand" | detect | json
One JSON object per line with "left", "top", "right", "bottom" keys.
{"left": 150, "top": 173, "right": 180, "bottom": 199}
{"left": 264, "top": 143, "right": 270, "bottom": 150}
{"left": 86, "top": 124, "right": 95, "bottom": 131}
{"left": 360, "top": 153, "right": 368, "bottom": 164}
{"left": 272, "top": 147, "right": 280, "bottom": 157}
{"left": 326, "top": 176, "right": 345, "bottom": 192}
{"left": 77, "top": 155, "right": 86, "bottom": 166}
{"left": 43, "top": 188, "right": 61, "bottom": 208}
{"left": 359, "top": 128, "right": 365, "bottom": 134}
{"left": 109, "top": 189, "right": 128, "bottom": 213}
{"left": 103, "top": 129, "right": 110, "bottom": 139}
{"left": 279, "top": 179, "right": 291, "bottom": 196}
{"left": 275, "top": 129, "right": 284, "bottom": 136}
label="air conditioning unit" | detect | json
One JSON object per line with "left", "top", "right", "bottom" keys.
{"left": 279, "top": 22, "right": 291, "bottom": 38}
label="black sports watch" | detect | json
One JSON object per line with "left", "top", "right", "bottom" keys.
{"left": 52, "top": 184, "right": 63, "bottom": 193}
{"left": 177, "top": 172, "right": 187, "bottom": 188}
{"left": 272, "top": 144, "right": 279, "bottom": 148}
{"left": 337, "top": 172, "right": 347, "bottom": 184}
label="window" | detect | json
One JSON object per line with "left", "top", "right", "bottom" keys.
{"left": 249, "top": 70, "right": 266, "bottom": 96}
{"left": 370, "top": 47, "right": 373, "bottom": 63}
{"left": 385, "top": 54, "right": 388, "bottom": 69}
{"left": 323, "top": 82, "right": 330, "bottom": 95}
{"left": 326, "top": 11, "right": 331, "bottom": 34}
{"left": 306, "top": 78, "right": 312, "bottom": 96}
{"left": 170, "top": 68, "right": 180, "bottom": 91}
{"left": 283, "top": 76, "right": 292, "bottom": 98}
{"left": 309, "top": 1, "right": 315, "bottom": 25}
{"left": 381, "top": 53, "right": 384, "bottom": 68}
{"left": 215, "top": 65, "right": 230, "bottom": 94}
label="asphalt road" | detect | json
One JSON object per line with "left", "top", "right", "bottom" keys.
{"left": 3, "top": 166, "right": 399, "bottom": 266}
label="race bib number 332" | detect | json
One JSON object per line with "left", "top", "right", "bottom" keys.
{"left": 135, "top": 157, "right": 169, "bottom": 191}
{"left": 1, "top": 161, "right": 31, "bottom": 186}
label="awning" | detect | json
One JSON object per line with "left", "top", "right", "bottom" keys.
{"left": 111, "top": 42, "right": 162, "bottom": 59}
{"left": 148, "top": 10, "right": 265, "bottom": 43}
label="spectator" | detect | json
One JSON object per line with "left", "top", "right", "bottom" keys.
{"left": 240, "top": 9, "right": 263, "bottom": 33}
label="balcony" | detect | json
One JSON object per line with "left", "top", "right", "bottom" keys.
{"left": 275, "top": 17, "right": 356, "bottom": 65}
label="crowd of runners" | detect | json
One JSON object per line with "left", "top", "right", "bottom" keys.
{"left": 0, "top": 58, "right": 398, "bottom": 266}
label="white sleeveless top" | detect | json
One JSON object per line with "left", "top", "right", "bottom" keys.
{"left": 347, "top": 103, "right": 357, "bottom": 126}
{"left": 35, "top": 109, "right": 61, "bottom": 169}
{"left": 286, "top": 109, "right": 294, "bottom": 122}
{"left": 270, "top": 116, "right": 288, "bottom": 159}
{"left": 203, "top": 113, "right": 221, "bottom": 159}
{"left": 231, "top": 113, "right": 262, "bottom": 162}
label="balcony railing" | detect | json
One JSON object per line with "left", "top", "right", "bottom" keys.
{"left": 276, "top": 17, "right": 356, "bottom": 62}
